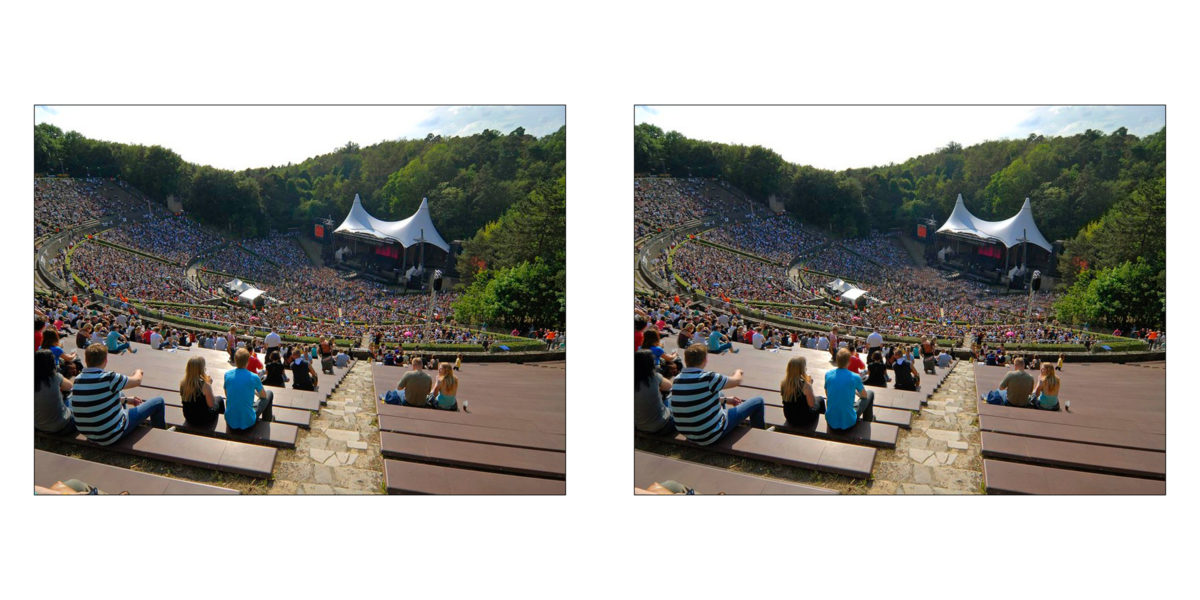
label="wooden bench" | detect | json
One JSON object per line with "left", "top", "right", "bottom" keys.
{"left": 380, "top": 432, "right": 566, "bottom": 479}
{"left": 757, "top": 391, "right": 911, "bottom": 429}
{"left": 35, "top": 450, "right": 239, "bottom": 495}
{"left": 637, "top": 426, "right": 876, "bottom": 479}
{"left": 634, "top": 451, "right": 837, "bottom": 495}
{"left": 384, "top": 459, "right": 564, "bottom": 495}
{"left": 162, "top": 405, "right": 298, "bottom": 449}
{"left": 156, "top": 390, "right": 311, "bottom": 429}
{"left": 983, "top": 459, "right": 1164, "bottom": 495}
{"left": 762, "top": 405, "right": 898, "bottom": 448}
{"left": 979, "top": 414, "right": 1165, "bottom": 452}
{"left": 376, "top": 400, "right": 541, "bottom": 433}
{"left": 39, "top": 427, "right": 277, "bottom": 479}
{"left": 980, "top": 432, "right": 1165, "bottom": 479}
{"left": 377, "top": 415, "right": 565, "bottom": 452}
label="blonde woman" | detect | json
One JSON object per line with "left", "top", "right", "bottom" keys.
{"left": 179, "top": 356, "right": 224, "bottom": 426}
{"left": 428, "top": 362, "right": 459, "bottom": 411}
{"left": 780, "top": 356, "right": 822, "bottom": 427}
{"left": 1030, "top": 363, "right": 1062, "bottom": 411}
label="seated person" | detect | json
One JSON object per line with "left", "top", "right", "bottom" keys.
{"left": 179, "top": 356, "right": 224, "bottom": 427}
{"left": 1056, "top": 353, "right": 1064, "bottom": 372}
{"left": 862, "top": 350, "right": 891, "bottom": 388}
{"left": 262, "top": 350, "right": 288, "bottom": 387}
{"left": 41, "top": 329, "right": 81, "bottom": 378}
{"left": 634, "top": 349, "right": 673, "bottom": 434}
{"left": 985, "top": 350, "right": 997, "bottom": 366}
{"left": 983, "top": 357, "right": 1034, "bottom": 407}
{"left": 34, "top": 349, "right": 75, "bottom": 434}
{"left": 383, "top": 348, "right": 396, "bottom": 366}
{"left": 676, "top": 324, "right": 695, "bottom": 351}
{"left": 667, "top": 344, "right": 764, "bottom": 446}
{"left": 936, "top": 349, "right": 952, "bottom": 368}
{"left": 383, "top": 357, "right": 433, "bottom": 407}
{"left": 1030, "top": 363, "right": 1061, "bottom": 411}
{"left": 891, "top": 353, "right": 921, "bottom": 391}
{"left": 846, "top": 346, "right": 866, "bottom": 374}
{"left": 780, "top": 356, "right": 822, "bottom": 427}
{"left": 224, "top": 348, "right": 274, "bottom": 430}
{"left": 105, "top": 327, "right": 136, "bottom": 354}
{"left": 819, "top": 348, "right": 875, "bottom": 431}
{"left": 290, "top": 350, "right": 319, "bottom": 391}
{"left": 245, "top": 348, "right": 264, "bottom": 375}
{"left": 751, "top": 329, "right": 766, "bottom": 350}
{"left": 69, "top": 344, "right": 165, "bottom": 445}
{"left": 706, "top": 328, "right": 738, "bottom": 354}
{"left": 335, "top": 348, "right": 351, "bottom": 369}
{"left": 427, "top": 363, "right": 460, "bottom": 411}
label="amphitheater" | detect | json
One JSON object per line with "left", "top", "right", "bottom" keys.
{"left": 634, "top": 176, "right": 1165, "bottom": 495}
{"left": 34, "top": 177, "right": 565, "bottom": 494}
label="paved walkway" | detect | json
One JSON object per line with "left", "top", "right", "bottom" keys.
{"left": 268, "top": 362, "right": 384, "bottom": 494}
{"left": 868, "top": 362, "right": 984, "bottom": 494}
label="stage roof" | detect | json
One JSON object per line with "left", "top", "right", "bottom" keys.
{"left": 935, "top": 194, "right": 1053, "bottom": 252}
{"left": 333, "top": 194, "right": 450, "bottom": 252}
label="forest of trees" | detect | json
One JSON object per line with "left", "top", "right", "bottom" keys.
{"left": 635, "top": 123, "right": 1166, "bottom": 328}
{"left": 34, "top": 123, "right": 567, "bottom": 329}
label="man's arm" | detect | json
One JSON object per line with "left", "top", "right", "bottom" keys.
{"left": 124, "top": 369, "right": 143, "bottom": 389}
{"left": 722, "top": 369, "right": 743, "bottom": 389}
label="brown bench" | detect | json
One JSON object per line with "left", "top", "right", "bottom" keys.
{"left": 156, "top": 390, "right": 311, "bottom": 429}
{"left": 34, "top": 449, "right": 239, "bottom": 495}
{"left": 979, "top": 414, "right": 1165, "bottom": 452}
{"left": 762, "top": 405, "right": 898, "bottom": 448}
{"left": 384, "top": 459, "right": 564, "bottom": 495}
{"left": 637, "top": 426, "right": 876, "bottom": 479}
{"left": 980, "top": 432, "right": 1165, "bottom": 479}
{"left": 377, "top": 415, "right": 565, "bottom": 452}
{"left": 380, "top": 432, "right": 566, "bottom": 479}
{"left": 162, "top": 405, "right": 298, "bottom": 448}
{"left": 757, "top": 391, "right": 911, "bottom": 429}
{"left": 376, "top": 400, "right": 541, "bottom": 433}
{"left": 634, "top": 451, "right": 837, "bottom": 495}
{"left": 975, "top": 400, "right": 1165, "bottom": 435}
{"left": 983, "top": 459, "right": 1164, "bottom": 495}
{"left": 39, "top": 426, "right": 277, "bottom": 479}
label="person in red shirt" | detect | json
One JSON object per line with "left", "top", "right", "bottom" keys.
{"left": 635, "top": 316, "right": 647, "bottom": 350}
{"left": 142, "top": 329, "right": 153, "bottom": 344}
{"left": 246, "top": 347, "right": 264, "bottom": 374}
{"left": 847, "top": 345, "right": 867, "bottom": 375}
{"left": 35, "top": 317, "right": 45, "bottom": 350}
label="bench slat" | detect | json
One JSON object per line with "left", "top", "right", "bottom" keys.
{"left": 162, "top": 405, "right": 297, "bottom": 448}
{"left": 35, "top": 449, "right": 239, "bottom": 495}
{"left": 377, "top": 415, "right": 565, "bottom": 452}
{"left": 983, "top": 459, "right": 1164, "bottom": 495}
{"left": 980, "top": 432, "right": 1165, "bottom": 479}
{"left": 380, "top": 432, "right": 565, "bottom": 479}
{"left": 637, "top": 426, "right": 876, "bottom": 479}
{"left": 762, "top": 405, "right": 898, "bottom": 448}
{"left": 979, "top": 414, "right": 1164, "bottom": 452}
{"left": 384, "top": 459, "right": 564, "bottom": 495}
{"left": 41, "top": 427, "right": 277, "bottom": 479}
{"left": 634, "top": 451, "right": 837, "bottom": 495}
{"left": 156, "top": 390, "right": 311, "bottom": 429}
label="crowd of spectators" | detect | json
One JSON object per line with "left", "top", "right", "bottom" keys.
{"left": 671, "top": 242, "right": 805, "bottom": 304}
{"left": 634, "top": 177, "right": 755, "bottom": 239}
{"left": 34, "top": 178, "right": 142, "bottom": 238}
{"left": 100, "top": 214, "right": 224, "bottom": 264}
{"left": 699, "top": 214, "right": 828, "bottom": 264}
{"left": 71, "top": 242, "right": 204, "bottom": 304}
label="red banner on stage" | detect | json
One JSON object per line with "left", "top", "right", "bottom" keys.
{"left": 916, "top": 224, "right": 927, "bottom": 238}
{"left": 374, "top": 245, "right": 400, "bottom": 259}
{"left": 314, "top": 224, "right": 324, "bottom": 239}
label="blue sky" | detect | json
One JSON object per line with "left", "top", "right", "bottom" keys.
{"left": 34, "top": 105, "right": 565, "bottom": 171}
{"left": 635, "top": 105, "right": 1165, "bottom": 171}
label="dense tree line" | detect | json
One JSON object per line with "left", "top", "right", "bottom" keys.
{"left": 35, "top": 123, "right": 565, "bottom": 242}
{"left": 635, "top": 122, "right": 1166, "bottom": 327}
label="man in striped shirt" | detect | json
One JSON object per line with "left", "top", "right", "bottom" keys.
{"left": 667, "top": 343, "right": 764, "bottom": 446}
{"left": 69, "top": 344, "right": 166, "bottom": 446}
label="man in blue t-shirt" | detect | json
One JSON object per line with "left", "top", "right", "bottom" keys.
{"left": 105, "top": 328, "right": 136, "bottom": 355}
{"left": 223, "top": 348, "right": 274, "bottom": 431}
{"left": 706, "top": 329, "right": 738, "bottom": 355}
{"left": 820, "top": 348, "right": 875, "bottom": 431}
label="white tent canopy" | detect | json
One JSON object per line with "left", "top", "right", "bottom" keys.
{"left": 935, "top": 194, "right": 1053, "bottom": 252}
{"left": 237, "top": 288, "right": 266, "bottom": 304}
{"left": 333, "top": 194, "right": 450, "bottom": 252}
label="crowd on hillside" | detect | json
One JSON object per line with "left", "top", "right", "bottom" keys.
{"left": 71, "top": 242, "right": 204, "bottom": 304}
{"left": 240, "top": 232, "right": 311, "bottom": 269}
{"left": 634, "top": 177, "right": 756, "bottom": 239}
{"left": 839, "top": 232, "right": 912, "bottom": 268}
{"left": 699, "top": 214, "right": 828, "bottom": 264}
{"left": 34, "top": 178, "right": 142, "bottom": 238}
{"left": 99, "top": 214, "right": 224, "bottom": 264}
{"left": 671, "top": 242, "right": 803, "bottom": 304}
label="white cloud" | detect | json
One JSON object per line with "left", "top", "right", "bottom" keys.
{"left": 35, "top": 105, "right": 565, "bottom": 171}
{"left": 635, "top": 105, "right": 1164, "bottom": 171}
